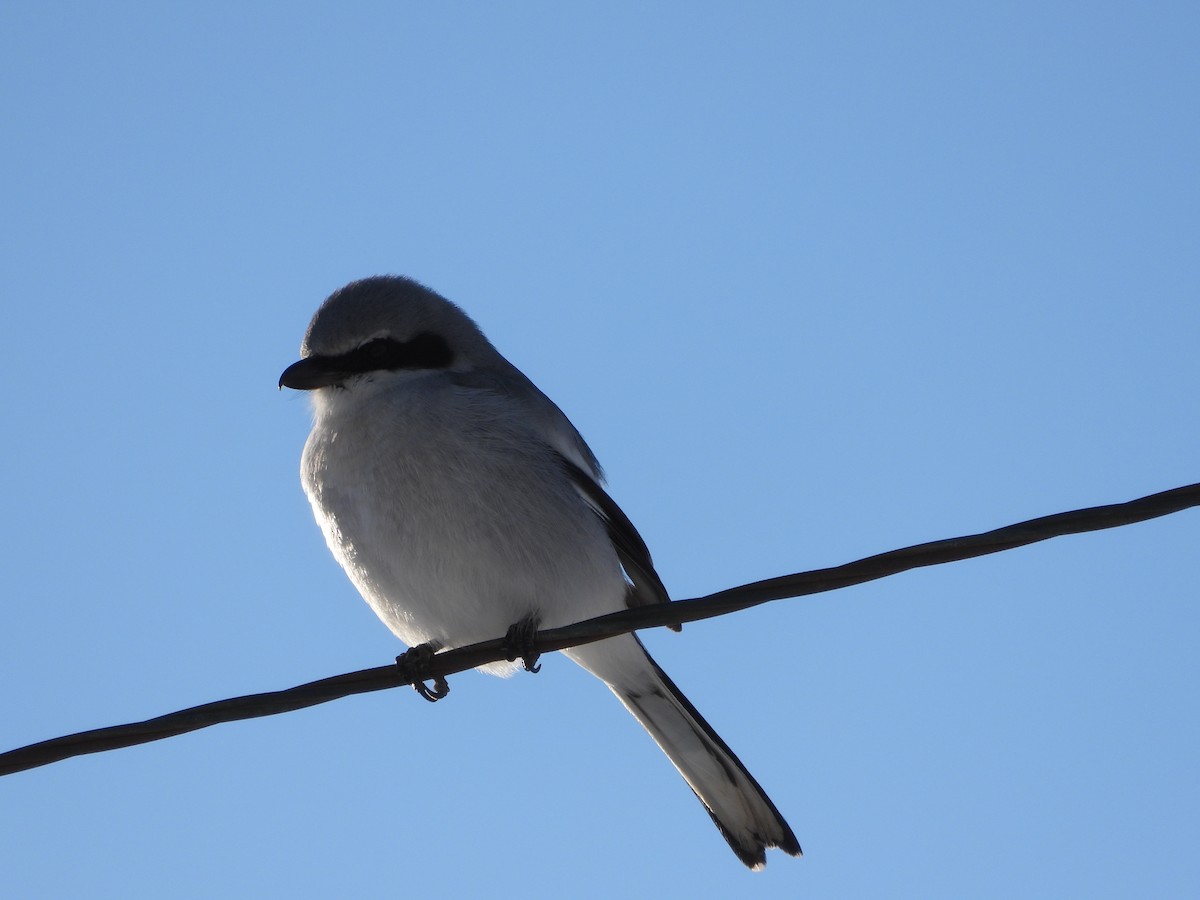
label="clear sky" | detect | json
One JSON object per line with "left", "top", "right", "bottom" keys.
{"left": 3, "top": 3, "right": 1198, "bottom": 898}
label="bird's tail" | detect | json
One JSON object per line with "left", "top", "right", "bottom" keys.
{"left": 564, "top": 634, "right": 801, "bottom": 869}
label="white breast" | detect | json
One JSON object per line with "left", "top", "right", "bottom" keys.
{"left": 300, "top": 372, "right": 627, "bottom": 674}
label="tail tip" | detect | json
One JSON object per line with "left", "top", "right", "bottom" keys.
{"left": 731, "top": 829, "right": 803, "bottom": 870}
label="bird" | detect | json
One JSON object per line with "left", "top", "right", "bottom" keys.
{"left": 279, "top": 275, "right": 800, "bottom": 869}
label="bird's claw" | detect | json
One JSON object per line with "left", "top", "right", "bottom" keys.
{"left": 503, "top": 616, "right": 542, "bottom": 674}
{"left": 395, "top": 644, "right": 450, "bottom": 702}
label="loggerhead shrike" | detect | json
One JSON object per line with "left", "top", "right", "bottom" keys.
{"left": 279, "top": 276, "right": 800, "bottom": 869}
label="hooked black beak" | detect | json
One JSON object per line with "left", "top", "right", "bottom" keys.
{"left": 278, "top": 356, "right": 344, "bottom": 391}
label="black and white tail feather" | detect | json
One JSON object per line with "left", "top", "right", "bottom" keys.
{"left": 560, "top": 456, "right": 800, "bottom": 866}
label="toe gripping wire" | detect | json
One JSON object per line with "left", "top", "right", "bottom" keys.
{"left": 395, "top": 645, "right": 450, "bottom": 703}
{"left": 396, "top": 616, "right": 542, "bottom": 704}
{"left": 503, "top": 616, "right": 542, "bottom": 674}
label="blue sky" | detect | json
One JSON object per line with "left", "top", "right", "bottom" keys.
{"left": 3, "top": 3, "right": 1197, "bottom": 897}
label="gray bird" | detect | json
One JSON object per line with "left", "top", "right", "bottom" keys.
{"left": 280, "top": 276, "right": 800, "bottom": 868}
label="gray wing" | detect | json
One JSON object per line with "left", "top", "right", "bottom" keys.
{"left": 559, "top": 456, "right": 681, "bottom": 632}
{"left": 451, "top": 364, "right": 675, "bottom": 628}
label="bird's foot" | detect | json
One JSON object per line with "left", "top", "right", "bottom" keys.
{"left": 503, "top": 616, "right": 542, "bottom": 674}
{"left": 395, "top": 643, "right": 450, "bottom": 702}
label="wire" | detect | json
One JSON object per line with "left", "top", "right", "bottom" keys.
{"left": 2, "top": 480, "right": 1196, "bottom": 778}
